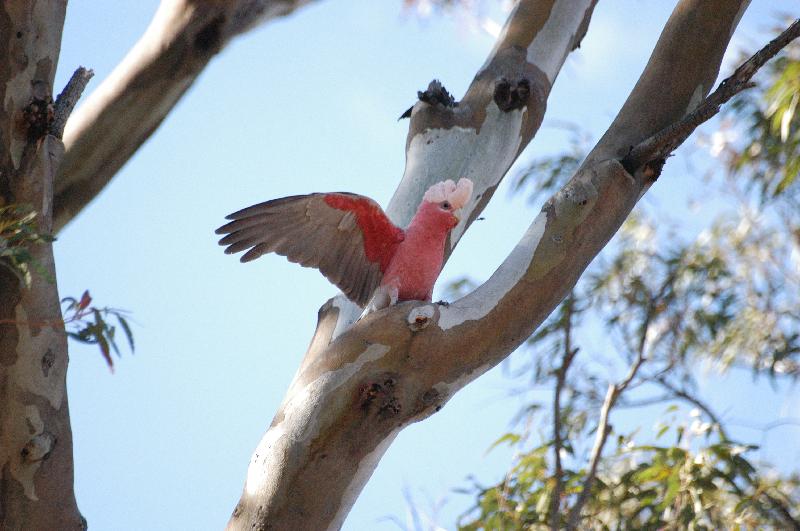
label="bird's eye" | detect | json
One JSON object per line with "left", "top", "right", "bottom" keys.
{"left": 441, "top": 201, "right": 451, "bottom": 210}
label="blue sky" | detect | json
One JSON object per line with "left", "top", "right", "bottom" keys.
{"left": 53, "top": 1, "right": 798, "bottom": 529}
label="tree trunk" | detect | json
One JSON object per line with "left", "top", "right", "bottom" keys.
{"left": 0, "top": 2, "right": 84, "bottom": 528}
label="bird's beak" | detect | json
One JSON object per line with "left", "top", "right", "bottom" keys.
{"left": 453, "top": 208, "right": 462, "bottom": 224}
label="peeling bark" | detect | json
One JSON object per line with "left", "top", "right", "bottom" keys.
{"left": 52, "top": 0, "right": 319, "bottom": 233}
{"left": 0, "top": 2, "right": 84, "bottom": 528}
{"left": 226, "top": 0, "right": 758, "bottom": 529}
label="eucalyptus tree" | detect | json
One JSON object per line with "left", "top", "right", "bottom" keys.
{"left": 0, "top": 1, "right": 797, "bottom": 529}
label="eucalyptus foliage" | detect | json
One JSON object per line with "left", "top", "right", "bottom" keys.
{"left": 457, "top": 40, "right": 800, "bottom": 531}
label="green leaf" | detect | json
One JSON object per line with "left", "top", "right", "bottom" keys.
{"left": 660, "top": 466, "right": 682, "bottom": 509}
{"left": 487, "top": 433, "right": 521, "bottom": 454}
{"left": 118, "top": 316, "right": 135, "bottom": 352}
{"left": 96, "top": 333, "right": 113, "bottom": 370}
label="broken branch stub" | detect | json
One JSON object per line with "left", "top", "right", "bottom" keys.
{"left": 493, "top": 77, "right": 531, "bottom": 112}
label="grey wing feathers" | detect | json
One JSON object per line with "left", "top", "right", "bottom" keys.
{"left": 216, "top": 194, "right": 384, "bottom": 307}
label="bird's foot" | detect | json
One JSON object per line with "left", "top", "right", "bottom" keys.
{"left": 435, "top": 300, "right": 450, "bottom": 307}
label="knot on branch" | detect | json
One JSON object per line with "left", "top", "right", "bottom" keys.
{"left": 493, "top": 77, "right": 530, "bottom": 112}
{"left": 642, "top": 157, "right": 666, "bottom": 182}
{"left": 418, "top": 388, "right": 443, "bottom": 414}
{"left": 194, "top": 14, "right": 225, "bottom": 55}
{"left": 41, "top": 348, "right": 55, "bottom": 377}
{"left": 359, "top": 376, "right": 401, "bottom": 419}
{"left": 399, "top": 79, "right": 456, "bottom": 119}
{"left": 21, "top": 432, "right": 55, "bottom": 463}
{"left": 621, "top": 144, "right": 668, "bottom": 181}
{"left": 407, "top": 305, "right": 435, "bottom": 331}
{"left": 418, "top": 79, "right": 456, "bottom": 108}
{"left": 20, "top": 83, "right": 54, "bottom": 142}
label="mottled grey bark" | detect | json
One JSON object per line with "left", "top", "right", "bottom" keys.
{"left": 0, "top": 1, "right": 84, "bottom": 529}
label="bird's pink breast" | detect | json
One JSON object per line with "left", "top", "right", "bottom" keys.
{"left": 381, "top": 242, "right": 445, "bottom": 301}
{"left": 380, "top": 201, "right": 454, "bottom": 302}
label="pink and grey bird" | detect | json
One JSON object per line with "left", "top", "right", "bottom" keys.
{"left": 216, "top": 178, "right": 474, "bottom": 312}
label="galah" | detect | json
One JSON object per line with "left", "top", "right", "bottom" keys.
{"left": 216, "top": 178, "right": 474, "bottom": 312}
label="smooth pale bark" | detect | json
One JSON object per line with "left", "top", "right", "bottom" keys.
{"left": 53, "top": 0, "right": 318, "bottom": 233}
{"left": 0, "top": 1, "right": 84, "bottom": 528}
{"left": 226, "top": 0, "right": 752, "bottom": 529}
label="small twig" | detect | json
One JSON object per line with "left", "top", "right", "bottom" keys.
{"left": 565, "top": 321, "right": 648, "bottom": 529}
{"left": 727, "top": 418, "right": 800, "bottom": 433}
{"left": 565, "top": 383, "right": 615, "bottom": 530}
{"left": 51, "top": 66, "right": 94, "bottom": 138}
{"left": 763, "top": 492, "right": 800, "bottom": 531}
{"left": 622, "top": 18, "right": 800, "bottom": 173}
{"left": 550, "top": 296, "right": 577, "bottom": 531}
{"left": 654, "top": 376, "right": 729, "bottom": 440}
{"left": 615, "top": 394, "right": 673, "bottom": 410}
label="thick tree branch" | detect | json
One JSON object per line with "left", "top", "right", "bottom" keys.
{"left": 622, "top": 17, "right": 800, "bottom": 174}
{"left": 432, "top": 0, "right": 753, "bottom": 383}
{"left": 53, "top": 0, "right": 318, "bottom": 232}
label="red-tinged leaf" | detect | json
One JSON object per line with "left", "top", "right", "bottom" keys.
{"left": 78, "top": 290, "right": 92, "bottom": 311}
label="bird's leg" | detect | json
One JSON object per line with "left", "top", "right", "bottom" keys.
{"left": 359, "top": 284, "right": 399, "bottom": 320}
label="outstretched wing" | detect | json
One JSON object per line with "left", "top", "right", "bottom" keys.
{"left": 216, "top": 193, "right": 404, "bottom": 307}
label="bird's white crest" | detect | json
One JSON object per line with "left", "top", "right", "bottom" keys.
{"left": 423, "top": 178, "right": 474, "bottom": 209}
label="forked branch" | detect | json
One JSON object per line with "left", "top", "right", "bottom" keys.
{"left": 623, "top": 18, "right": 800, "bottom": 173}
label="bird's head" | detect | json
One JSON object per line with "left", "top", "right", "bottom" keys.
{"left": 419, "top": 177, "right": 474, "bottom": 230}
